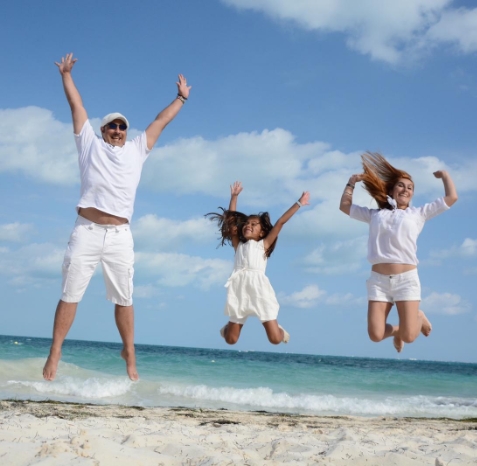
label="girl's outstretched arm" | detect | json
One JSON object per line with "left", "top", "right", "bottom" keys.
{"left": 433, "top": 170, "right": 458, "bottom": 207}
{"left": 263, "top": 191, "right": 310, "bottom": 251}
{"left": 339, "top": 174, "right": 364, "bottom": 215}
{"left": 229, "top": 181, "right": 243, "bottom": 250}
{"left": 229, "top": 181, "right": 242, "bottom": 211}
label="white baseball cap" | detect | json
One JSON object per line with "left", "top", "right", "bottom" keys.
{"left": 101, "top": 112, "right": 129, "bottom": 129}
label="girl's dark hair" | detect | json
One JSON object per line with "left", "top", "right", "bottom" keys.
{"left": 205, "top": 209, "right": 277, "bottom": 257}
{"left": 361, "top": 152, "right": 413, "bottom": 209}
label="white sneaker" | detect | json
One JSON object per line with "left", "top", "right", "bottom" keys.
{"left": 278, "top": 325, "right": 290, "bottom": 344}
{"left": 220, "top": 325, "right": 227, "bottom": 339}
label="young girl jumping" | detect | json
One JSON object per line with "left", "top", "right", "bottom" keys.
{"left": 207, "top": 182, "right": 310, "bottom": 345}
{"left": 339, "top": 152, "right": 458, "bottom": 353}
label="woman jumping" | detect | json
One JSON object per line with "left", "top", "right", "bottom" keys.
{"left": 339, "top": 152, "right": 457, "bottom": 352}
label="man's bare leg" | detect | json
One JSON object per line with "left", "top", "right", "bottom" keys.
{"left": 43, "top": 300, "right": 78, "bottom": 381}
{"left": 115, "top": 304, "right": 139, "bottom": 381}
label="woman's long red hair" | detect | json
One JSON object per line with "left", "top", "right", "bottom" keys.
{"left": 361, "top": 152, "right": 412, "bottom": 209}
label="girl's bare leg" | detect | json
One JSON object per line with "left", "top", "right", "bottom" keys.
{"left": 367, "top": 301, "right": 404, "bottom": 351}
{"left": 262, "top": 320, "right": 286, "bottom": 345}
{"left": 221, "top": 322, "right": 243, "bottom": 345}
{"left": 395, "top": 301, "right": 431, "bottom": 343}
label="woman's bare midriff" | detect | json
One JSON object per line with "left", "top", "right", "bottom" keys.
{"left": 371, "top": 263, "right": 417, "bottom": 275}
{"left": 78, "top": 207, "right": 128, "bottom": 225}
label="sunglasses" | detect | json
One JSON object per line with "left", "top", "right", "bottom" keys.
{"left": 106, "top": 122, "right": 127, "bottom": 131}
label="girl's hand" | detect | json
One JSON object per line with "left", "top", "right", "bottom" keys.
{"left": 299, "top": 191, "right": 310, "bottom": 206}
{"left": 433, "top": 170, "right": 447, "bottom": 179}
{"left": 230, "top": 181, "right": 243, "bottom": 196}
{"left": 349, "top": 173, "right": 364, "bottom": 185}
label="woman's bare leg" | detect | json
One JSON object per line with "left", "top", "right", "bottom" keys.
{"left": 367, "top": 301, "right": 404, "bottom": 351}
{"left": 395, "top": 301, "right": 431, "bottom": 343}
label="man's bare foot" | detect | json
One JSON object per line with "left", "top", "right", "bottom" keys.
{"left": 43, "top": 350, "right": 61, "bottom": 381}
{"left": 419, "top": 310, "right": 432, "bottom": 337}
{"left": 393, "top": 336, "right": 404, "bottom": 353}
{"left": 121, "top": 348, "right": 139, "bottom": 381}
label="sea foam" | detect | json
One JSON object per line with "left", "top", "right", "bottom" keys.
{"left": 157, "top": 383, "right": 477, "bottom": 418}
{"left": 7, "top": 377, "right": 133, "bottom": 399}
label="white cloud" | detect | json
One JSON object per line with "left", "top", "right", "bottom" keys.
{"left": 2, "top": 107, "right": 476, "bottom": 244}
{"left": 325, "top": 292, "right": 365, "bottom": 306}
{"left": 421, "top": 291, "right": 471, "bottom": 315}
{"left": 430, "top": 238, "right": 477, "bottom": 260}
{"left": 221, "top": 0, "right": 477, "bottom": 64}
{"left": 302, "top": 236, "right": 368, "bottom": 274}
{"left": 0, "top": 107, "right": 78, "bottom": 185}
{"left": 135, "top": 252, "right": 231, "bottom": 290}
{"left": 133, "top": 284, "right": 161, "bottom": 299}
{"left": 0, "top": 237, "right": 232, "bottom": 292}
{"left": 133, "top": 214, "right": 216, "bottom": 251}
{"left": 0, "top": 243, "right": 65, "bottom": 287}
{"left": 142, "top": 129, "right": 328, "bottom": 206}
{"left": 425, "top": 7, "right": 477, "bottom": 54}
{"left": 461, "top": 238, "right": 477, "bottom": 256}
{"left": 279, "top": 284, "right": 362, "bottom": 309}
{"left": 0, "top": 107, "right": 132, "bottom": 186}
{"left": 280, "top": 284, "right": 326, "bottom": 308}
{"left": 0, "top": 222, "right": 34, "bottom": 242}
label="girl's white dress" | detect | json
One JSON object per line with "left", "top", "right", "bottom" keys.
{"left": 224, "top": 239, "right": 279, "bottom": 323}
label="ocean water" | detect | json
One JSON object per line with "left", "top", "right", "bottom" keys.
{"left": 0, "top": 335, "right": 476, "bottom": 419}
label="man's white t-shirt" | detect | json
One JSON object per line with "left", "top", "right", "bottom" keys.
{"left": 350, "top": 197, "right": 450, "bottom": 265}
{"left": 75, "top": 121, "right": 151, "bottom": 222}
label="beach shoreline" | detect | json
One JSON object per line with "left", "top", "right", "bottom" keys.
{"left": 1, "top": 400, "right": 476, "bottom": 465}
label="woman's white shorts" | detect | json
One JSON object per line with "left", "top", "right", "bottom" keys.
{"left": 366, "top": 269, "right": 421, "bottom": 303}
{"left": 61, "top": 216, "right": 134, "bottom": 306}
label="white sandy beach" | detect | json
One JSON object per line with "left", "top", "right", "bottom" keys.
{"left": 0, "top": 401, "right": 476, "bottom": 465}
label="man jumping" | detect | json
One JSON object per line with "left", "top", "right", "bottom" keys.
{"left": 43, "top": 53, "right": 191, "bottom": 381}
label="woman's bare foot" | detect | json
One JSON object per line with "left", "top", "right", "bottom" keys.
{"left": 393, "top": 336, "right": 404, "bottom": 353}
{"left": 43, "top": 349, "right": 61, "bottom": 381}
{"left": 419, "top": 310, "right": 432, "bottom": 337}
{"left": 121, "top": 348, "right": 139, "bottom": 381}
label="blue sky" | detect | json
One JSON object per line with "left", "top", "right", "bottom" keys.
{"left": 0, "top": 0, "right": 476, "bottom": 363}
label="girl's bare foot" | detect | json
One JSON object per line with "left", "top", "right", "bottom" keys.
{"left": 419, "top": 310, "right": 432, "bottom": 337}
{"left": 393, "top": 336, "right": 404, "bottom": 353}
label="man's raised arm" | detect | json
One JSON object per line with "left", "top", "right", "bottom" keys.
{"left": 56, "top": 53, "right": 88, "bottom": 134}
{"left": 145, "top": 74, "right": 191, "bottom": 150}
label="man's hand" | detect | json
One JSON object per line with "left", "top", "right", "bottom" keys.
{"left": 56, "top": 53, "right": 87, "bottom": 133}
{"left": 55, "top": 53, "right": 78, "bottom": 75}
{"left": 177, "top": 74, "right": 191, "bottom": 99}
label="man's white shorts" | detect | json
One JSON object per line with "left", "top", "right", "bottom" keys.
{"left": 61, "top": 216, "right": 134, "bottom": 306}
{"left": 366, "top": 269, "right": 421, "bottom": 303}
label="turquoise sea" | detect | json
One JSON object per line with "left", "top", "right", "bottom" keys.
{"left": 1, "top": 335, "right": 476, "bottom": 419}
